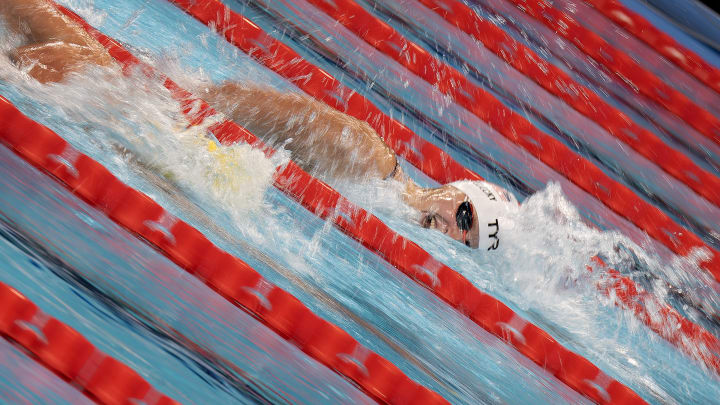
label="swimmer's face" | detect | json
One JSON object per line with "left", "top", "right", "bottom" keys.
{"left": 417, "top": 185, "right": 479, "bottom": 248}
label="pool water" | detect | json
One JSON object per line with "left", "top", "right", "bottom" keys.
{"left": 1, "top": 0, "right": 720, "bottom": 403}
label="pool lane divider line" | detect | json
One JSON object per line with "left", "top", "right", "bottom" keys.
{"left": 583, "top": 0, "right": 720, "bottom": 96}
{"left": 0, "top": 97, "right": 446, "bottom": 405}
{"left": 180, "top": 0, "right": 720, "bottom": 287}
{"left": 410, "top": 0, "right": 720, "bottom": 209}
{"left": 503, "top": 0, "right": 720, "bottom": 149}
{"left": 0, "top": 281, "right": 179, "bottom": 405}
{"left": 58, "top": 4, "right": 647, "bottom": 404}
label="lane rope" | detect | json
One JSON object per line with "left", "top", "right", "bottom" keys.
{"left": 583, "top": 0, "right": 720, "bottom": 96}
{"left": 589, "top": 259, "right": 720, "bottom": 374}
{"left": 20, "top": 4, "right": 644, "bottom": 403}
{"left": 0, "top": 281, "right": 179, "bottom": 405}
{"left": 503, "top": 0, "right": 720, "bottom": 149}
{"left": 170, "top": 0, "right": 720, "bottom": 284}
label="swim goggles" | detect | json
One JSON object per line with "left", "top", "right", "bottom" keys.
{"left": 456, "top": 200, "right": 474, "bottom": 245}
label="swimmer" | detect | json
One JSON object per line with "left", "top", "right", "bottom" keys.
{"left": 0, "top": 0, "right": 519, "bottom": 250}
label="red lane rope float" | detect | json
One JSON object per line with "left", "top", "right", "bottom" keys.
{"left": 168, "top": 1, "right": 480, "bottom": 186}
{"left": 0, "top": 98, "right": 445, "bottom": 405}
{"left": 296, "top": 0, "right": 720, "bottom": 376}
{"left": 413, "top": 0, "right": 720, "bottom": 208}
{"left": 244, "top": 0, "right": 720, "bottom": 283}
{"left": 55, "top": 5, "right": 645, "bottom": 404}
{"left": 0, "top": 281, "right": 179, "bottom": 405}
{"left": 583, "top": 0, "right": 720, "bottom": 96}
{"left": 588, "top": 259, "right": 720, "bottom": 374}
{"left": 503, "top": 0, "right": 720, "bottom": 148}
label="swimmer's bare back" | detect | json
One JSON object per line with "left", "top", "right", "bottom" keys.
{"left": 1, "top": 0, "right": 114, "bottom": 83}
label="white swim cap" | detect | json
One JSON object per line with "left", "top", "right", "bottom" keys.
{"left": 449, "top": 181, "right": 518, "bottom": 252}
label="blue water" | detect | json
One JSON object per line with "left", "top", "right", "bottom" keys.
{"left": 1, "top": 0, "right": 719, "bottom": 403}
{"left": 0, "top": 338, "right": 92, "bottom": 405}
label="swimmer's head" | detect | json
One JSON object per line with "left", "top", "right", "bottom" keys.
{"left": 415, "top": 184, "right": 478, "bottom": 247}
{"left": 415, "top": 180, "right": 517, "bottom": 250}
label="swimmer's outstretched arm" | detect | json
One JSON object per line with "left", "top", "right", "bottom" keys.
{"left": 203, "top": 83, "right": 399, "bottom": 181}
{"left": 0, "top": 0, "right": 113, "bottom": 83}
{"left": 1, "top": 0, "right": 395, "bottom": 181}
{"left": 1, "top": 2, "right": 399, "bottom": 181}
{"left": 1, "top": 1, "right": 393, "bottom": 178}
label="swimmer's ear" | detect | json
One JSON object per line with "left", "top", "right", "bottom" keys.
{"left": 418, "top": 211, "right": 437, "bottom": 229}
